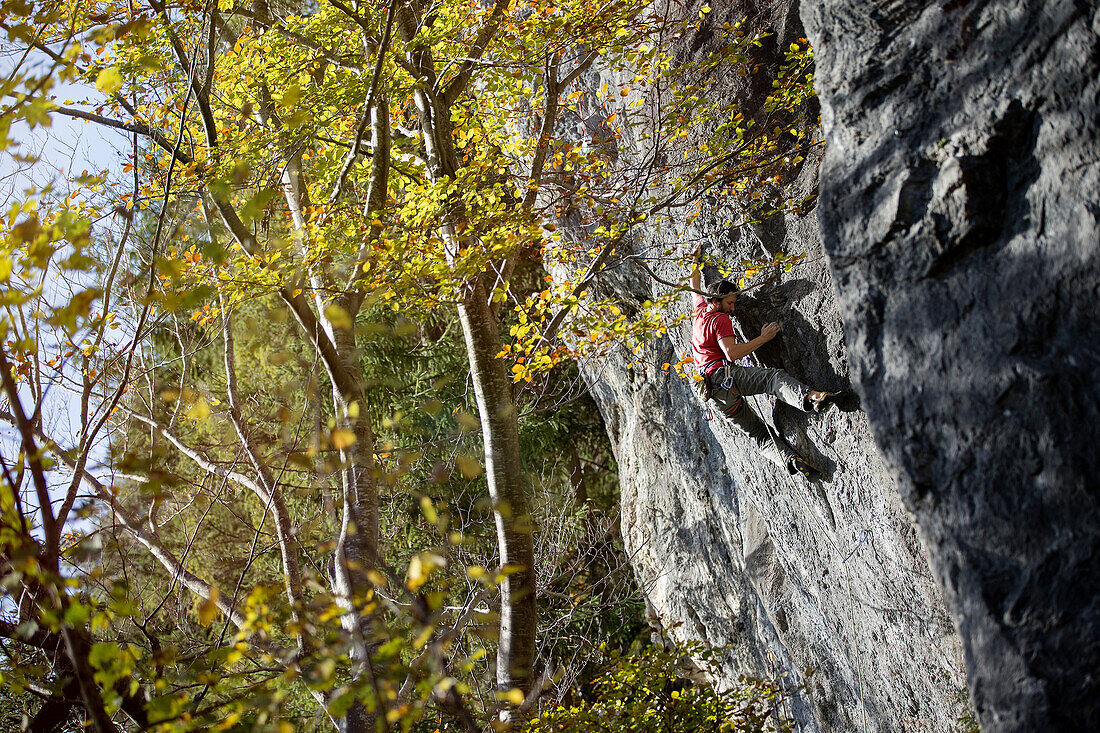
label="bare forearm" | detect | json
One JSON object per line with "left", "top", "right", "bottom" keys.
{"left": 720, "top": 334, "right": 769, "bottom": 362}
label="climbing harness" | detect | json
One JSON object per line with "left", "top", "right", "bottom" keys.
{"left": 718, "top": 372, "right": 745, "bottom": 414}
{"left": 698, "top": 363, "right": 744, "bottom": 418}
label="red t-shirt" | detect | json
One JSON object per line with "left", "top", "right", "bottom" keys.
{"left": 692, "top": 294, "right": 735, "bottom": 376}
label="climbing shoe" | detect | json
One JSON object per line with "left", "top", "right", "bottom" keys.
{"left": 788, "top": 456, "right": 822, "bottom": 482}
{"left": 806, "top": 390, "right": 848, "bottom": 414}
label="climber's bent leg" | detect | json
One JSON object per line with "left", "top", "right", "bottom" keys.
{"left": 727, "top": 366, "right": 810, "bottom": 411}
{"left": 726, "top": 401, "right": 797, "bottom": 470}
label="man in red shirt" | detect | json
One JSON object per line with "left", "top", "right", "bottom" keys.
{"left": 689, "top": 245, "right": 839, "bottom": 480}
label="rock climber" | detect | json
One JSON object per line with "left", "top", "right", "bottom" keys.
{"left": 689, "top": 242, "right": 840, "bottom": 480}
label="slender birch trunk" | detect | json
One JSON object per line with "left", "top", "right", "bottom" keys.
{"left": 398, "top": 18, "right": 538, "bottom": 689}
{"left": 457, "top": 279, "right": 537, "bottom": 694}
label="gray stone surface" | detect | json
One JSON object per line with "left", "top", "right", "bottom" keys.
{"left": 552, "top": 2, "right": 971, "bottom": 729}
{"left": 801, "top": 1, "right": 1100, "bottom": 730}
{"left": 573, "top": 185, "right": 968, "bottom": 731}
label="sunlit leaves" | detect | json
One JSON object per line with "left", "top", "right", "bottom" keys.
{"left": 524, "top": 642, "right": 799, "bottom": 733}
{"left": 95, "top": 66, "right": 124, "bottom": 93}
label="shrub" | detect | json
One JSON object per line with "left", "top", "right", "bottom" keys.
{"left": 525, "top": 642, "right": 798, "bottom": 733}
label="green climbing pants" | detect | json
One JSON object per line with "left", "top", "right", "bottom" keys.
{"left": 705, "top": 364, "right": 810, "bottom": 471}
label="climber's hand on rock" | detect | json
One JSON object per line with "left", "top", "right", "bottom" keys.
{"left": 761, "top": 322, "right": 781, "bottom": 340}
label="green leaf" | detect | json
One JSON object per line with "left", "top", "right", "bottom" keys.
{"left": 88, "top": 641, "right": 120, "bottom": 669}
{"left": 63, "top": 600, "right": 90, "bottom": 626}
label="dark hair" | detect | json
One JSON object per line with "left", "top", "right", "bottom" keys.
{"left": 707, "top": 280, "right": 739, "bottom": 302}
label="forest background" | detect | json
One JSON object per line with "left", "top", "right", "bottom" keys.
{"left": 0, "top": 0, "right": 817, "bottom": 729}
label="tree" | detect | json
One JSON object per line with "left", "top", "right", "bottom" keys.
{"left": 0, "top": 0, "right": 819, "bottom": 727}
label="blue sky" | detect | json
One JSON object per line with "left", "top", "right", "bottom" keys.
{"left": 1, "top": 42, "right": 133, "bottom": 561}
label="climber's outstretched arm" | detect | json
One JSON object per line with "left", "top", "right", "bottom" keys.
{"left": 690, "top": 241, "right": 703, "bottom": 293}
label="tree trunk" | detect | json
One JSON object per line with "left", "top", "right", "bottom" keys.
{"left": 399, "top": 0, "right": 538, "bottom": 702}
{"left": 457, "top": 279, "right": 536, "bottom": 694}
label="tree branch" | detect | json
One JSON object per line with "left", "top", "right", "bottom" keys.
{"left": 221, "top": 306, "right": 305, "bottom": 623}
{"left": 47, "top": 104, "right": 194, "bottom": 164}
{"left": 326, "top": 0, "right": 398, "bottom": 209}
{"left": 64, "top": 458, "right": 249, "bottom": 629}
{"left": 440, "top": 0, "right": 510, "bottom": 106}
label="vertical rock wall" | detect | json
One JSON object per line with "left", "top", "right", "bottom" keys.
{"left": 801, "top": 1, "right": 1100, "bottom": 730}
{"left": 556, "top": 1, "right": 971, "bottom": 730}
{"left": 579, "top": 192, "right": 969, "bottom": 731}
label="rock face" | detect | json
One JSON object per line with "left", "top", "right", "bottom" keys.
{"left": 555, "top": 1, "right": 972, "bottom": 730}
{"left": 582, "top": 230, "right": 969, "bottom": 732}
{"left": 799, "top": 1, "right": 1100, "bottom": 730}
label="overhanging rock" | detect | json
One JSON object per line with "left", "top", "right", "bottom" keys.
{"left": 803, "top": 1, "right": 1100, "bottom": 730}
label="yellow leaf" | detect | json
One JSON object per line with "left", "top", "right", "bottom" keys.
{"left": 0, "top": 258, "right": 12, "bottom": 281}
{"left": 96, "top": 67, "right": 124, "bottom": 94}
{"left": 198, "top": 587, "right": 219, "bottom": 626}
{"left": 186, "top": 398, "right": 211, "bottom": 420}
{"left": 412, "top": 625, "right": 433, "bottom": 649}
{"left": 455, "top": 455, "right": 483, "bottom": 478}
{"left": 406, "top": 552, "right": 445, "bottom": 591}
{"left": 267, "top": 351, "right": 292, "bottom": 366}
{"left": 498, "top": 688, "right": 525, "bottom": 705}
{"left": 420, "top": 496, "right": 438, "bottom": 525}
{"left": 331, "top": 428, "right": 356, "bottom": 449}
{"left": 466, "top": 565, "right": 487, "bottom": 580}
{"left": 215, "top": 712, "right": 242, "bottom": 730}
{"left": 324, "top": 303, "right": 353, "bottom": 330}
{"left": 454, "top": 411, "right": 480, "bottom": 431}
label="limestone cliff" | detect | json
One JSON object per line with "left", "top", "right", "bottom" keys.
{"left": 556, "top": 0, "right": 1098, "bottom": 730}
{"left": 552, "top": 1, "right": 972, "bottom": 730}
{"left": 578, "top": 190, "right": 970, "bottom": 732}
